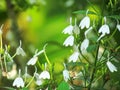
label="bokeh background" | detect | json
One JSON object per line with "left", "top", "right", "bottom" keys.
{"left": 0, "top": 0, "right": 120, "bottom": 88}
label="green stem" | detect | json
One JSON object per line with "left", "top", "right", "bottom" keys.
{"left": 44, "top": 50, "right": 51, "bottom": 66}
{"left": 0, "top": 36, "right": 3, "bottom": 71}
{"left": 88, "top": 43, "right": 99, "bottom": 90}
{"left": 37, "top": 60, "right": 43, "bottom": 70}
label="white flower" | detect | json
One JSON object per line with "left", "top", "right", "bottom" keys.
{"left": 13, "top": 69, "right": 24, "bottom": 88}
{"left": 0, "top": 24, "right": 3, "bottom": 36}
{"left": 69, "top": 52, "right": 79, "bottom": 62}
{"left": 106, "top": 61, "right": 117, "bottom": 72}
{"left": 73, "top": 18, "right": 80, "bottom": 35}
{"left": 63, "top": 35, "right": 74, "bottom": 46}
{"left": 62, "top": 17, "right": 73, "bottom": 35}
{"left": 35, "top": 73, "right": 43, "bottom": 86}
{"left": 16, "top": 41, "right": 26, "bottom": 56}
{"left": 97, "top": 24, "right": 110, "bottom": 41}
{"left": 27, "top": 56, "right": 38, "bottom": 65}
{"left": 63, "top": 69, "right": 70, "bottom": 82}
{"left": 27, "top": 50, "right": 44, "bottom": 65}
{"left": 117, "top": 24, "right": 120, "bottom": 32}
{"left": 39, "top": 71, "right": 50, "bottom": 79}
{"left": 62, "top": 25, "right": 73, "bottom": 35}
{"left": 80, "top": 38, "right": 89, "bottom": 53}
{"left": 79, "top": 16, "right": 90, "bottom": 29}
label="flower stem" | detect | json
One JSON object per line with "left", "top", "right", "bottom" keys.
{"left": 88, "top": 43, "right": 99, "bottom": 90}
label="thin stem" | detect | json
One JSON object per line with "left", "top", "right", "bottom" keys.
{"left": 88, "top": 43, "right": 99, "bottom": 90}
{"left": 0, "top": 34, "right": 3, "bottom": 71}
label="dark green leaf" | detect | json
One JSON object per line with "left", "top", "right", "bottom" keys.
{"left": 107, "top": 15, "right": 120, "bottom": 20}
{"left": 87, "top": 45, "right": 97, "bottom": 52}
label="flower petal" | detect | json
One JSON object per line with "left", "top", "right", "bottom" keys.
{"left": 106, "top": 61, "right": 117, "bottom": 72}
{"left": 63, "top": 35, "right": 74, "bottom": 46}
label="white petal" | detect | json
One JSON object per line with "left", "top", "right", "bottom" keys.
{"left": 69, "top": 52, "right": 79, "bottom": 62}
{"left": 39, "top": 71, "right": 50, "bottom": 79}
{"left": 80, "top": 38, "right": 89, "bottom": 52}
{"left": 106, "top": 61, "right": 117, "bottom": 72}
{"left": 27, "top": 57, "right": 38, "bottom": 65}
{"left": 63, "top": 69, "right": 70, "bottom": 82}
{"left": 79, "top": 16, "right": 90, "bottom": 29}
{"left": 63, "top": 35, "right": 74, "bottom": 46}
{"left": 84, "top": 26, "right": 93, "bottom": 38}
{"left": 16, "top": 47, "right": 26, "bottom": 56}
{"left": 117, "top": 24, "right": 120, "bottom": 32}
{"left": 13, "top": 77, "right": 24, "bottom": 88}
{"left": 62, "top": 25, "right": 73, "bottom": 35}
{"left": 99, "top": 24, "right": 110, "bottom": 34}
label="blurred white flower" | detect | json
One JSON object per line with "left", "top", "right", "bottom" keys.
{"left": 7, "top": 64, "right": 17, "bottom": 79}
{"left": 117, "top": 24, "right": 120, "bottom": 32}
{"left": 39, "top": 71, "right": 50, "bottom": 79}
{"left": 27, "top": 56, "right": 38, "bottom": 65}
{"left": 106, "top": 61, "right": 117, "bottom": 72}
{"left": 13, "top": 69, "right": 24, "bottom": 88}
{"left": 63, "top": 69, "right": 70, "bottom": 82}
{"left": 80, "top": 38, "right": 89, "bottom": 53}
{"left": 62, "top": 17, "right": 73, "bottom": 35}
{"left": 16, "top": 41, "right": 26, "bottom": 56}
{"left": 97, "top": 24, "right": 110, "bottom": 41}
{"left": 79, "top": 16, "right": 90, "bottom": 29}
{"left": 62, "top": 25, "right": 73, "bottom": 35}
{"left": 69, "top": 52, "right": 79, "bottom": 62}
{"left": 63, "top": 35, "right": 74, "bottom": 46}
{"left": 35, "top": 73, "right": 43, "bottom": 86}
{"left": 73, "top": 18, "right": 80, "bottom": 35}
{"left": 27, "top": 50, "right": 44, "bottom": 65}
{"left": 0, "top": 24, "right": 3, "bottom": 36}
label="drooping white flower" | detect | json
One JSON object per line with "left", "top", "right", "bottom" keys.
{"left": 62, "top": 25, "right": 73, "bottom": 35}
{"left": 97, "top": 24, "right": 110, "bottom": 41}
{"left": 106, "top": 61, "right": 117, "bottom": 72}
{"left": 79, "top": 16, "right": 90, "bottom": 29}
{"left": 63, "top": 35, "right": 74, "bottom": 46}
{"left": 27, "top": 56, "right": 38, "bottom": 65}
{"left": 73, "top": 18, "right": 80, "bottom": 35}
{"left": 117, "top": 24, "right": 120, "bottom": 32}
{"left": 63, "top": 69, "right": 70, "bottom": 82}
{"left": 16, "top": 41, "right": 26, "bottom": 56}
{"left": 69, "top": 52, "right": 79, "bottom": 62}
{"left": 13, "top": 69, "right": 24, "bottom": 88}
{"left": 39, "top": 71, "right": 50, "bottom": 79}
{"left": 27, "top": 50, "right": 44, "bottom": 65}
{"left": 80, "top": 38, "right": 89, "bottom": 53}
{"left": 62, "top": 17, "right": 73, "bottom": 35}
{"left": 35, "top": 73, "right": 43, "bottom": 86}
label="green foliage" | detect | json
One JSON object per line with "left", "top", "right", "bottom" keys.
{"left": 57, "top": 81, "right": 69, "bottom": 90}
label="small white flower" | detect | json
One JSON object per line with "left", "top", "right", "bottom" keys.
{"left": 73, "top": 18, "right": 80, "bottom": 35}
{"left": 16, "top": 41, "right": 26, "bottom": 56}
{"left": 27, "top": 50, "right": 44, "bottom": 65}
{"left": 62, "top": 17, "right": 73, "bottom": 35}
{"left": 63, "top": 35, "right": 74, "bottom": 46}
{"left": 117, "top": 24, "right": 120, "bottom": 32}
{"left": 62, "top": 25, "right": 73, "bottom": 35}
{"left": 27, "top": 56, "right": 38, "bottom": 65}
{"left": 13, "top": 69, "right": 24, "bottom": 88}
{"left": 69, "top": 52, "right": 79, "bottom": 62}
{"left": 80, "top": 38, "right": 89, "bottom": 53}
{"left": 79, "top": 16, "right": 90, "bottom": 29}
{"left": 39, "top": 71, "right": 50, "bottom": 79}
{"left": 35, "top": 73, "right": 43, "bottom": 86}
{"left": 106, "top": 61, "right": 117, "bottom": 72}
{"left": 63, "top": 69, "right": 70, "bottom": 82}
{"left": 97, "top": 17, "right": 110, "bottom": 41}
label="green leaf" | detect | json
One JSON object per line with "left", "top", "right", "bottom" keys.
{"left": 73, "top": 10, "right": 98, "bottom": 16}
{"left": 57, "top": 81, "right": 69, "bottom": 90}
{"left": 87, "top": 45, "right": 97, "bottom": 52}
